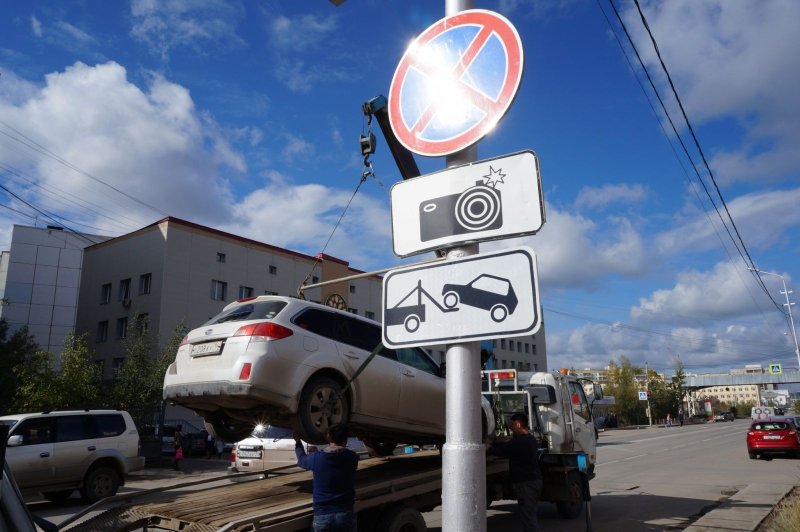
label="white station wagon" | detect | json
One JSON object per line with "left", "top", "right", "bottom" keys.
{"left": 163, "top": 296, "right": 494, "bottom": 455}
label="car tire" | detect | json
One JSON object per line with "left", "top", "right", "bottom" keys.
{"left": 364, "top": 439, "right": 397, "bottom": 457}
{"left": 206, "top": 415, "right": 252, "bottom": 442}
{"left": 443, "top": 292, "right": 459, "bottom": 309}
{"left": 42, "top": 489, "right": 74, "bottom": 502}
{"left": 489, "top": 304, "right": 508, "bottom": 323}
{"left": 294, "top": 376, "right": 350, "bottom": 445}
{"left": 81, "top": 466, "right": 120, "bottom": 503}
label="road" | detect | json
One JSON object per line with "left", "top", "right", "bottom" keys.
{"left": 24, "top": 420, "right": 800, "bottom": 531}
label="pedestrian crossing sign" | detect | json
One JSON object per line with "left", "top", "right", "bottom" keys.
{"left": 769, "top": 363, "right": 782, "bottom": 374}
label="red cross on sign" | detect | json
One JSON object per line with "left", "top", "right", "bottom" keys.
{"left": 388, "top": 9, "right": 524, "bottom": 157}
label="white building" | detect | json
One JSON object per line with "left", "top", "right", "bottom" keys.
{"left": 0, "top": 225, "right": 109, "bottom": 361}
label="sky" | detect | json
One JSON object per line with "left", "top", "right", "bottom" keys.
{"left": 1, "top": 0, "right": 799, "bottom": 378}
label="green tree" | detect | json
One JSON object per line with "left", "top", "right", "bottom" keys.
{"left": 11, "top": 333, "right": 103, "bottom": 412}
{"left": 0, "top": 319, "right": 39, "bottom": 414}
{"left": 113, "top": 318, "right": 186, "bottom": 430}
{"left": 604, "top": 356, "right": 646, "bottom": 425}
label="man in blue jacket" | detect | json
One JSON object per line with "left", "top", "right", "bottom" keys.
{"left": 294, "top": 424, "right": 359, "bottom": 532}
{"left": 488, "top": 413, "right": 543, "bottom": 532}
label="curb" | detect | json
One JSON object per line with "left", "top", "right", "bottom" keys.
{"left": 684, "top": 483, "right": 795, "bottom": 531}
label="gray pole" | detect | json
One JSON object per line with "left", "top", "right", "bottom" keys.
{"left": 749, "top": 267, "right": 800, "bottom": 372}
{"left": 441, "top": 0, "right": 485, "bottom": 531}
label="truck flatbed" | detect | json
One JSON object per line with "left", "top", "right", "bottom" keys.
{"left": 63, "top": 452, "right": 509, "bottom": 532}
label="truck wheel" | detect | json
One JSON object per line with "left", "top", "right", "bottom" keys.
{"left": 376, "top": 504, "right": 426, "bottom": 532}
{"left": 404, "top": 315, "right": 420, "bottom": 333}
{"left": 555, "top": 472, "right": 583, "bottom": 519}
{"left": 294, "top": 376, "right": 349, "bottom": 445}
{"left": 364, "top": 439, "right": 397, "bottom": 457}
{"left": 42, "top": 489, "right": 74, "bottom": 502}
{"left": 81, "top": 466, "right": 120, "bottom": 503}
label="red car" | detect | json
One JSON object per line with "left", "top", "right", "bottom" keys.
{"left": 747, "top": 418, "right": 800, "bottom": 460}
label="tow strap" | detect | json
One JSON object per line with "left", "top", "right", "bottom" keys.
{"left": 341, "top": 341, "right": 384, "bottom": 394}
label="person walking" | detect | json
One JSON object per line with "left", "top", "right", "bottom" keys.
{"left": 171, "top": 425, "right": 184, "bottom": 471}
{"left": 294, "top": 425, "right": 359, "bottom": 532}
{"left": 666, "top": 413, "right": 672, "bottom": 428}
{"left": 487, "top": 413, "right": 543, "bottom": 532}
{"left": 215, "top": 436, "right": 225, "bottom": 459}
{"left": 205, "top": 433, "right": 214, "bottom": 459}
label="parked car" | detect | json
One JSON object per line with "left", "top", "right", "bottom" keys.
{"left": 0, "top": 410, "right": 145, "bottom": 502}
{"left": 163, "top": 295, "right": 495, "bottom": 454}
{"left": 714, "top": 411, "right": 735, "bottom": 422}
{"left": 230, "top": 424, "right": 368, "bottom": 474}
{"left": 747, "top": 418, "right": 800, "bottom": 460}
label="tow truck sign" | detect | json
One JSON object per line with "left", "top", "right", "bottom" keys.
{"left": 390, "top": 150, "right": 544, "bottom": 257}
{"left": 382, "top": 246, "right": 540, "bottom": 348}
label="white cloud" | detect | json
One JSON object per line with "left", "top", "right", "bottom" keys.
{"left": 55, "top": 21, "right": 96, "bottom": 44}
{"left": 626, "top": 0, "right": 800, "bottom": 184}
{"left": 130, "top": 0, "right": 245, "bottom": 60}
{"left": 30, "top": 16, "right": 42, "bottom": 37}
{"left": 575, "top": 183, "right": 648, "bottom": 210}
{"left": 282, "top": 134, "right": 315, "bottom": 163}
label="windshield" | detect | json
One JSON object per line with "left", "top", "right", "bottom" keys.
{"left": 0, "top": 420, "right": 19, "bottom": 429}
{"left": 205, "top": 300, "right": 287, "bottom": 325}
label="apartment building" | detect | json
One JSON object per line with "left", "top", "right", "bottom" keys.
{"left": 0, "top": 225, "right": 109, "bottom": 361}
{"left": 75, "top": 217, "right": 382, "bottom": 379}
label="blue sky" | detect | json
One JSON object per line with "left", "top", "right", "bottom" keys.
{"left": 1, "top": 0, "right": 799, "bottom": 377}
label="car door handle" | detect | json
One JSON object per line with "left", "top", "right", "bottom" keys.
{"left": 344, "top": 353, "right": 360, "bottom": 360}
{"left": 87, "top": 446, "right": 96, "bottom": 451}
{"left": 403, "top": 370, "right": 415, "bottom": 377}
{"left": 39, "top": 452, "right": 50, "bottom": 458}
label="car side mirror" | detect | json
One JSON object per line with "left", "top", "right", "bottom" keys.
{"left": 7, "top": 435, "right": 23, "bottom": 447}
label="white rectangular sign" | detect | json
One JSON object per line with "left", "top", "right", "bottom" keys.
{"left": 639, "top": 391, "right": 648, "bottom": 401}
{"left": 382, "top": 246, "right": 540, "bottom": 348}
{"left": 390, "top": 150, "right": 545, "bottom": 258}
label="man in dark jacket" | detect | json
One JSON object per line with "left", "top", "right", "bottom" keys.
{"left": 294, "top": 424, "right": 359, "bottom": 532}
{"left": 488, "top": 413, "right": 542, "bottom": 532}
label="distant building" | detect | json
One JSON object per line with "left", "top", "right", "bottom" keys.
{"left": 0, "top": 225, "right": 109, "bottom": 362}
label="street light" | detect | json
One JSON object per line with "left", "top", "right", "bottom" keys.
{"left": 748, "top": 267, "right": 800, "bottom": 372}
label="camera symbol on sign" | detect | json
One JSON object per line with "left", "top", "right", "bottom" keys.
{"left": 419, "top": 177, "right": 504, "bottom": 242}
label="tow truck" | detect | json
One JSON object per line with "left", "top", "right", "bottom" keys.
{"left": 57, "top": 368, "right": 599, "bottom": 531}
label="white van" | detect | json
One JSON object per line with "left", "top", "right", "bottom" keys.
{"left": 751, "top": 406, "right": 774, "bottom": 420}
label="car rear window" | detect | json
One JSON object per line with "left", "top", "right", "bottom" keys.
{"left": 251, "top": 425, "right": 293, "bottom": 440}
{"left": 93, "top": 414, "right": 126, "bottom": 437}
{"left": 752, "top": 422, "right": 789, "bottom": 431}
{"left": 206, "top": 300, "right": 287, "bottom": 325}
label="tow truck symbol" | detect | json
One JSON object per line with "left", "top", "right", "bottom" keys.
{"left": 386, "top": 274, "right": 518, "bottom": 333}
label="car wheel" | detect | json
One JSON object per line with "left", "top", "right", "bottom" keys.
{"left": 443, "top": 291, "right": 459, "bottom": 309}
{"left": 404, "top": 314, "right": 421, "bottom": 333}
{"left": 81, "top": 466, "right": 120, "bottom": 503}
{"left": 294, "top": 376, "right": 350, "bottom": 445}
{"left": 206, "top": 415, "right": 252, "bottom": 442}
{"left": 42, "top": 489, "right": 74, "bottom": 502}
{"left": 489, "top": 304, "right": 508, "bottom": 323}
{"left": 364, "top": 439, "right": 397, "bottom": 457}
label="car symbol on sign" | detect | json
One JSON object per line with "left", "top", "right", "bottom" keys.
{"left": 441, "top": 274, "right": 518, "bottom": 323}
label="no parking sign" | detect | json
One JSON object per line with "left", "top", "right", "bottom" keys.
{"left": 388, "top": 9, "right": 524, "bottom": 157}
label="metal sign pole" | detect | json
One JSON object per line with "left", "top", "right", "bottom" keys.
{"left": 440, "top": 4, "right": 483, "bottom": 531}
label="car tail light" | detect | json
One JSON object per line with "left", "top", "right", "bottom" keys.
{"left": 234, "top": 322, "right": 294, "bottom": 341}
{"left": 231, "top": 447, "right": 236, "bottom": 462}
{"left": 239, "top": 363, "right": 252, "bottom": 380}
{"left": 747, "top": 431, "right": 754, "bottom": 436}
{"left": 179, "top": 335, "right": 189, "bottom": 347}
{"left": 237, "top": 296, "right": 257, "bottom": 303}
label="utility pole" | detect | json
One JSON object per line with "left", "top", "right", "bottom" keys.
{"left": 645, "top": 361, "right": 652, "bottom": 427}
{"left": 749, "top": 267, "right": 800, "bottom": 372}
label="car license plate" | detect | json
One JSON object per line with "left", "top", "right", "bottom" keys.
{"left": 191, "top": 341, "right": 223, "bottom": 357}
{"left": 763, "top": 435, "right": 781, "bottom": 440}
{"left": 237, "top": 450, "right": 262, "bottom": 458}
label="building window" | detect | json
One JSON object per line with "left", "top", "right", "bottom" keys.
{"left": 348, "top": 308, "right": 358, "bottom": 314}
{"left": 217, "top": 252, "right": 226, "bottom": 263}
{"left": 365, "top": 311, "right": 375, "bottom": 320}
{"left": 524, "top": 343, "right": 530, "bottom": 354}
{"left": 264, "top": 290, "right": 278, "bottom": 296}
{"left": 349, "top": 285, "right": 356, "bottom": 294}
{"left": 312, "top": 276, "right": 319, "bottom": 284}
{"left": 101, "top": 283, "right": 112, "bottom": 304}
{"left": 238, "top": 286, "right": 254, "bottom": 299}
{"left": 118, "top": 278, "right": 131, "bottom": 301}
{"left": 269, "top": 265, "right": 277, "bottom": 275}
{"left": 116, "top": 317, "right": 128, "bottom": 339}
{"left": 138, "top": 273, "right": 152, "bottom": 295}
{"left": 135, "top": 313, "right": 149, "bottom": 334}
{"left": 113, "top": 357, "right": 125, "bottom": 375}
{"left": 97, "top": 321, "right": 108, "bottom": 342}
{"left": 501, "top": 339, "right": 506, "bottom": 350}
{"left": 211, "top": 280, "right": 227, "bottom": 301}
{"left": 533, "top": 363, "right": 538, "bottom": 371}
{"left": 531, "top": 345, "right": 536, "bottom": 355}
